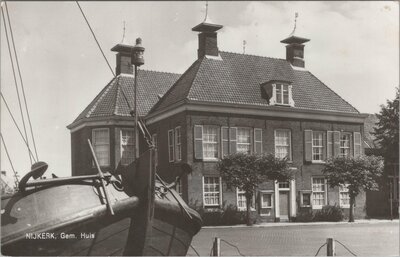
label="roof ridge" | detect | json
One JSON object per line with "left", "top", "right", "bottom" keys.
{"left": 220, "top": 50, "right": 287, "bottom": 62}
{"left": 150, "top": 58, "right": 204, "bottom": 113}
{"left": 86, "top": 78, "right": 117, "bottom": 118}
{"left": 134, "top": 68, "right": 181, "bottom": 76}
{"left": 305, "top": 70, "right": 360, "bottom": 114}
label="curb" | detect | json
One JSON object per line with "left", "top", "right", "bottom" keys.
{"left": 202, "top": 219, "right": 399, "bottom": 229}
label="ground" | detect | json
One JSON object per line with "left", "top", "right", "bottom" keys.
{"left": 187, "top": 221, "right": 399, "bottom": 256}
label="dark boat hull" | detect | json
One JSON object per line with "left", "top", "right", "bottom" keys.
{"left": 1, "top": 181, "right": 201, "bottom": 256}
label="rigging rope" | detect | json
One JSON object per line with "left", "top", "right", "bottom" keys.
{"left": 1, "top": 93, "right": 37, "bottom": 162}
{"left": 1, "top": 6, "right": 32, "bottom": 165}
{"left": 314, "top": 242, "right": 327, "bottom": 256}
{"left": 75, "top": 1, "right": 115, "bottom": 77}
{"left": 0, "top": 133, "right": 20, "bottom": 187}
{"left": 4, "top": 1, "right": 39, "bottom": 161}
{"left": 335, "top": 240, "right": 357, "bottom": 256}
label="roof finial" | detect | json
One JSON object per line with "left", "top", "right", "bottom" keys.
{"left": 289, "top": 12, "right": 298, "bottom": 36}
{"left": 243, "top": 40, "right": 246, "bottom": 54}
{"left": 121, "top": 21, "right": 127, "bottom": 44}
{"left": 203, "top": 1, "right": 209, "bottom": 22}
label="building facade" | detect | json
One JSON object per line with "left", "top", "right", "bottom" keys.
{"left": 68, "top": 18, "right": 368, "bottom": 222}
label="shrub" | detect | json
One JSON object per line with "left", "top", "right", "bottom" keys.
{"left": 190, "top": 202, "right": 250, "bottom": 226}
{"left": 294, "top": 208, "right": 314, "bottom": 222}
{"left": 314, "top": 205, "right": 345, "bottom": 222}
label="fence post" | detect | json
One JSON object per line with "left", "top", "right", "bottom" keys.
{"left": 326, "top": 238, "right": 335, "bottom": 256}
{"left": 212, "top": 237, "right": 221, "bottom": 256}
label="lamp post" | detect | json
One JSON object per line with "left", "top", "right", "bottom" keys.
{"left": 131, "top": 38, "right": 145, "bottom": 159}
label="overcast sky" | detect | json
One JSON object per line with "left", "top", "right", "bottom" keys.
{"left": 1, "top": 1, "right": 398, "bottom": 181}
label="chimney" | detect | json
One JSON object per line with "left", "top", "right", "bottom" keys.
{"left": 111, "top": 42, "right": 135, "bottom": 75}
{"left": 192, "top": 19, "right": 223, "bottom": 59}
{"left": 280, "top": 13, "right": 310, "bottom": 68}
{"left": 281, "top": 36, "right": 310, "bottom": 68}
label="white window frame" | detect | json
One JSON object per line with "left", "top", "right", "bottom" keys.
{"left": 236, "top": 127, "right": 251, "bottom": 154}
{"left": 312, "top": 177, "right": 327, "bottom": 209}
{"left": 221, "top": 126, "right": 229, "bottom": 157}
{"left": 168, "top": 129, "right": 174, "bottom": 162}
{"left": 175, "top": 126, "right": 182, "bottom": 161}
{"left": 274, "top": 129, "right": 292, "bottom": 161}
{"left": 202, "top": 176, "right": 222, "bottom": 207}
{"left": 339, "top": 133, "right": 351, "bottom": 158}
{"left": 120, "top": 128, "right": 135, "bottom": 166}
{"left": 275, "top": 84, "right": 290, "bottom": 105}
{"left": 278, "top": 181, "right": 290, "bottom": 191}
{"left": 260, "top": 191, "right": 274, "bottom": 216}
{"left": 202, "top": 126, "right": 219, "bottom": 160}
{"left": 312, "top": 131, "right": 324, "bottom": 162}
{"left": 92, "top": 128, "right": 110, "bottom": 167}
{"left": 339, "top": 184, "right": 350, "bottom": 208}
{"left": 236, "top": 188, "right": 256, "bottom": 211}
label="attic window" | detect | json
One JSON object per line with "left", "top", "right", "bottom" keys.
{"left": 270, "top": 83, "right": 294, "bottom": 107}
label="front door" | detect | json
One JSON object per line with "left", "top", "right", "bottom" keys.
{"left": 279, "top": 191, "right": 289, "bottom": 221}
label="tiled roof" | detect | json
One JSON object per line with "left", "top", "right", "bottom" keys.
{"left": 70, "top": 70, "right": 180, "bottom": 127}
{"left": 152, "top": 51, "right": 359, "bottom": 114}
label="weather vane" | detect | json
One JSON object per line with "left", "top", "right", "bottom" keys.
{"left": 121, "top": 21, "right": 127, "bottom": 44}
{"left": 243, "top": 40, "right": 247, "bottom": 54}
{"left": 290, "top": 12, "right": 299, "bottom": 36}
{"left": 203, "top": 1, "right": 209, "bottom": 22}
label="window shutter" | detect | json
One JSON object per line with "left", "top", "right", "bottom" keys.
{"left": 333, "top": 131, "right": 340, "bottom": 157}
{"left": 254, "top": 128, "right": 263, "bottom": 154}
{"left": 288, "top": 85, "right": 295, "bottom": 106}
{"left": 327, "top": 131, "right": 333, "bottom": 159}
{"left": 304, "top": 130, "right": 312, "bottom": 162}
{"left": 115, "top": 128, "right": 121, "bottom": 165}
{"left": 229, "top": 127, "right": 237, "bottom": 154}
{"left": 349, "top": 134, "right": 354, "bottom": 157}
{"left": 194, "top": 125, "right": 203, "bottom": 159}
{"left": 354, "top": 132, "right": 362, "bottom": 157}
{"left": 221, "top": 127, "right": 229, "bottom": 156}
{"left": 322, "top": 131, "right": 327, "bottom": 160}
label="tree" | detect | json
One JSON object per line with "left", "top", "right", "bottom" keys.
{"left": 373, "top": 87, "right": 399, "bottom": 163}
{"left": 322, "top": 155, "right": 384, "bottom": 222}
{"left": 217, "top": 152, "right": 293, "bottom": 226}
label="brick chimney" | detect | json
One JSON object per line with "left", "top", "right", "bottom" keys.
{"left": 192, "top": 19, "right": 223, "bottom": 59}
{"left": 111, "top": 42, "right": 135, "bottom": 75}
{"left": 281, "top": 35, "right": 310, "bottom": 68}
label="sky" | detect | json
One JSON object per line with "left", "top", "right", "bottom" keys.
{"left": 0, "top": 1, "right": 398, "bottom": 182}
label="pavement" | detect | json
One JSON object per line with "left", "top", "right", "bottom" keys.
{"left": 188, "top": 220, "right": 399, "bottom": 256}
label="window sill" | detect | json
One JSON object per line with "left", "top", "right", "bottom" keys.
{"left": 340, "top": 205, "right": 350, "bottom": 209}
{"left": 312, "top": 206, "right": 323, "bottom": 210}
{"left": 300, "top": 205, "right": 311, "bottom": 208}
{"left": 202, "top": 158, "right": 219, "bottom": 162}
{"left": 238, "top": 208, "right": 256, "bottom": 212}
{"left": 311, "top": 161, "right": 326, "bottom": 164}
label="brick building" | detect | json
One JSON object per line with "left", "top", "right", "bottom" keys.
{"left": 68, "top": 18, "right": 368, "bottom": 222}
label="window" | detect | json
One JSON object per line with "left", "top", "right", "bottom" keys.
{"left": 312, "top": 131, "right": 324, "bottom": 161}
{"left": 236, "top": 188, "right": 255, "bottom": 211}
{"left": 152, "top": 134, "right": 158, "bottom": 167}
{"left": 340, "top": 133, "right": 351, "bottom": 157}
{"left": 175, "top": 127, "right": 181, "bottom": 161}
{"left": 312, "top": 177, "right": 326, "bottom": 209}
{"left": 275, "top": 129, "right": 291, "bottom": 160}
{"left": 254, "top": 129, "right": 262, "bottom": 154}
{"left": 120, "top": 129, "right": 135, "bottom": 165}
{"left": 260, "top": 192, "right": 273, "bottom": 216}
{"left": 276, "top": 84, "right": 289, "bottom": 105}
{"left": 339, "top": 184, "right": 350, "bottom": 208}
{"left": 237, "top": 128, "right": 251, "bottom": 154}
{"left": 300, "top": 191, "right": 312, "bottom": 207}
{"left": 278, "top": 181, "right": 290, "bottom": 189}
{"left": 203, "top": 176, "right": 221, "bottom": 207}
{"left": 221, "top": 127, "right": 229, "bottom": 156}
{"left": 92, "top": 128, "right": 110, "bottom": 167}
{"left": 203, "top": 126, "right": 219, "bottom": 159}
{"left": 354, "top": 132, "right": 362, "bottom": 158}
{"left": 168, "top": 130, "right": 174, "bottom": 162}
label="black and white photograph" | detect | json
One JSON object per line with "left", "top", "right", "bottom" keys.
{"left": 0, "top": 1, "right": 398, "bottom": 256}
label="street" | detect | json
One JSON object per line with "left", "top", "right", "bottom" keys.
{"left": 187, "top": 221, "right": 399, "bottom": 256}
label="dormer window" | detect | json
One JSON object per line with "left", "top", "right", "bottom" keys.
{"left": 261, "top": 81, "right": 294, "bottom": 107}
{"left": 276, "top": 84, "right": 289, "bottom": 105}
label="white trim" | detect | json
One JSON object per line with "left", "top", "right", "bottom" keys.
{"left": 311, "top": 177, "right": 328, "bottom": 209}
{"left": 274, "top": 181, "right": 280, "bottom": 218}
{"left": 236, "top": 127, "right": 251, "bottom": 154}
{"left": 274, "top": 129, "right": 292, "bottom": 161}
{"left": 254, "top": 128, "right": 263, "bottom": 154}
{"left": 260, "top": 191, "right": 274, "bottom": 217}
{"left": 202, "top": 125, "right": 219, "bottom": 160}
{"left": 145, "top": 101, "right": 367, "bottom": 125}
{"left": 339, "top": 184, "right": 351, "bottom": 208}
{"left": 69, "top": 119, "right": 134, "bottom": 133}
{"left": 168, "top": 129, "right": 174, "bottom": 162}
{"left": 92, "top": 128, "right": 110, "bottom": 167}
{"left": 311, "top": 131, "right": 324, "bottom": 162}
{"left": 236, "top": 188, "right": 256, "bottom": 211}
{"left": 202, "top": 176, "right": 222, "bottom": 207}
{"left": 299, "top": 190, "right": 312, "bottom": 208}
{"left": 290, "top": 179, "right": 296, "bottom": 217}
